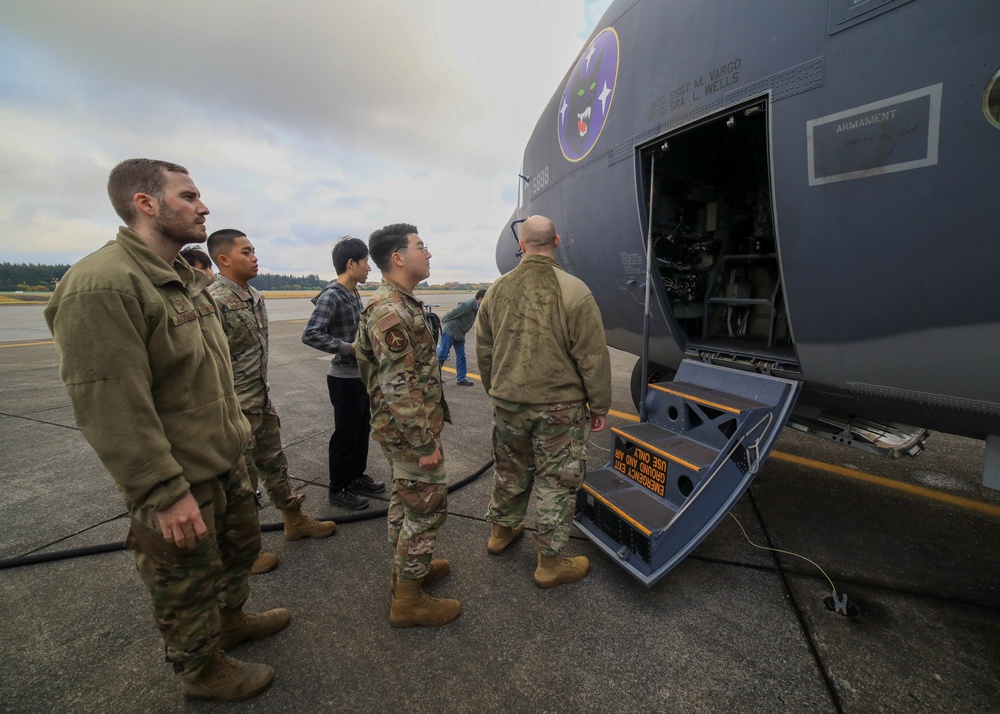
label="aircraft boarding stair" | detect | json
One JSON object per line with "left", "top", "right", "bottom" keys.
{"left": 575, "top": 359, "right": 801, "bottom": 586}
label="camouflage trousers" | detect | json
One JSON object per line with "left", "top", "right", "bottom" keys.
{"left": 244, "top": 402, "right": 302, "bottom": 511}
{"left": 383, "top": 446, "right": 448, "bottom": 582}
{"left": 486, "top": 400, "right": 590, "bottom": 556}
{"left": 125, "top": 456, "right": 261, "bottom": 676}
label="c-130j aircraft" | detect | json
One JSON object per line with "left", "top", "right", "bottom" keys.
{"left": 495, "top": 0, "right": 1000, "bottom": 585}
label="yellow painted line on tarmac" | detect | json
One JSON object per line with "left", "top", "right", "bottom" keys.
{"left": 441, "top": 366, "right": 482, "bottom": 381}
{"left": 289, "top": 319, "right": 308, "bottom": 323}
{"left": 0, "top": 340, "right": 54, "bottom": 349}
{"left": 771, "top": 452, "right": 1000, "bottom": 517}
{"left": 609, "top": 408, "right": 640, "bottom": 422}
{"left": 605, "top": 407, "right": 1000, "bottom": 517}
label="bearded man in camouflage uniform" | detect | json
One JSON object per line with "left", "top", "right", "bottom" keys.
{"left": 356, "top": 223, "right": 461, "bottom": 628}
{"left": 207, "top": 229, "right": 337, "bottom": 575}
{"left": 45, "top": 159, "right": 288, "bottom": 702}
{"left": 477, "top": 214, "right": 612, "bottom": 588}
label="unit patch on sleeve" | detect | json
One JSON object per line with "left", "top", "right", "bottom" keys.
{"left": 385, "top": 328, "right": 408, "bottom": 352}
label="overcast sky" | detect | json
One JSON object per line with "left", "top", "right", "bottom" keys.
{"left": 0, "top": 0, "right": 614, "bottom": 282}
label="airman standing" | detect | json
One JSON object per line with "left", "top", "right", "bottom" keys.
{"left": 477, "top": 214, "right": 612, "bottom": 588}
{"left": 45, "top": 159, "right": 288, "bottom": 702}
{"left": 207, "top": 229, "right": 337, "bottom": 575}
{"left": 356, "top": 223, "right": 460, "bottom": 628}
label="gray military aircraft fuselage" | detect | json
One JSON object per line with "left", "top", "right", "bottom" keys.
{"left": 498, "top": 0, "right": 1000, "bottom": 486}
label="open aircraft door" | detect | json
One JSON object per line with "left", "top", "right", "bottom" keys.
{"left": 575, "top": 359, "right": 800, "bottom": 586}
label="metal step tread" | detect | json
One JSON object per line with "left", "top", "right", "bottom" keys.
{"left": 583, "top": 469, "right": 677, "bottom": 535}
{"left": 611, "top": 424, "right": 719, "bottom": 471}
{"left": 649, "top": 380, "right": 767, "bottom": 414}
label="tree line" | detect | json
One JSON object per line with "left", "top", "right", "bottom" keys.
{"left": 1, "top": 263, "right": 491, "bottom": 293}
{"left": 0, "top": 262, "right": 71, "bottom": 291}
{"left": 247, "top": 273, "right": 327, "bottom": 290}
{"left": 0, "top": 263, "right": 330, "bottom": 292}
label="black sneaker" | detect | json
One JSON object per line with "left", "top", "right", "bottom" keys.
{"left": 456, "top": 379, "right": 475, "bottom": 386}
{"left": 351, "top": 474, "right": 386, "bottom": 495}
{"left": 328, "top": 489, "right": 369, "bottom": 510}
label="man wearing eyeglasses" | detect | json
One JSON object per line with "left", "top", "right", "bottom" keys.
{"left": 356, "top": 223, "right": 460, "bottom": 628}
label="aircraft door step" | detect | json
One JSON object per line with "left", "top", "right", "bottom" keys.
{"left": 575, "top": 359, "right": 801, "bottom": 586}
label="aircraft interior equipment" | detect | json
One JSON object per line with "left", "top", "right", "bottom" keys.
{"left": 640, "top": 99, "right": 796, "bottom": 370}
{"left": 575, "top": 359, "right": 800, "bottom": 587}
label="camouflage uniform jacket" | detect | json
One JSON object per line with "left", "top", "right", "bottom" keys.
{"left": 356, "top": 278, "right": 451, "bottom": 462}
{"left": 44, "top": 227, "right": 251, "bottom": 513}
{"left": 476, "top": 253, "right": 612, "bottom": 414}
{"left": 209, "top": 275, "right": 269, "bottom": 413}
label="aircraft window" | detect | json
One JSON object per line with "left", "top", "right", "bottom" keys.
{"left": 983, "top": 69, "right": 1000, "bottom": 129}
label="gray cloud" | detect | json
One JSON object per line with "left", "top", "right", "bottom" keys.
{"left": 0, "top": 0, "right": 614, "bottom": 281}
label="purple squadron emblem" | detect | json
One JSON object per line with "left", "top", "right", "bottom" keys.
{"left": 558, "top": 27, "right": 620, "bottom": 163}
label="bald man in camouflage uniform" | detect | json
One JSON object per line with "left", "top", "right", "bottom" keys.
{"left": 356, "top": 222, "right": 461, "bottom": 628}
{"left": 207, "top": 229, "right": 336, "bottom": 570}
{"left": 477, "top": 214, "right": 612, "bottom": 588}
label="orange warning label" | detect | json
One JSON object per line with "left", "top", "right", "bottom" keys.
{"left": 613, "top": 436, "right": 667, "bottom": 497}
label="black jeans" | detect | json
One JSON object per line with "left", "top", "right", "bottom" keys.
{"left": 327, "top": 375, "right": 372, "bottom": 493}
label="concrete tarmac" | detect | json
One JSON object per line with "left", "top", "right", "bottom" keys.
{"left": 1, "top": 299, "right": 999, "bottom": 712}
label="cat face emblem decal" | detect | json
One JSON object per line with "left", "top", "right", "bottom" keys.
{"left": 558, "top": 27, "right": 620, "bottom": 163}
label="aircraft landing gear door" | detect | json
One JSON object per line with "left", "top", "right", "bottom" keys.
{"left": 637, "top": 98, "right": 798, "bottom": 370}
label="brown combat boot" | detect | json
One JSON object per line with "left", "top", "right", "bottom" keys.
{"left": 219, "top": 608, "right": 292, "bottom": 651}
{"left": 389, "top": 579, "right": 461, "bottom": 628}
{"left": 251, "top": 551, "right": 280, "bottom": 575}
{"left": 180, "top": 650, "right": 274, "bottom": 701}
{"left": 533, "top": 552, "right": 590, "bottom": 589}
{"left": 282, "top": 506, "right": 337, "bottom": 541}
{"left": 487, "top": 522, "right": 524, "bottom": 555}
{"left": 390, "top": 559, "right": 451, "bottom": 592}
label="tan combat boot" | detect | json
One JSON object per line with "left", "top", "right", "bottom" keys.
{"left": 533, "top": 552, "right": 590, "bottom": 589}
{"left": 251, "top": 551, "right": 280, "bottom": 575}
{"left": 389, "top": 579, "right": 462, "bottom": 628}
{"left": 390, "top": 559, "right": 451, "bottom": 592}
{"left": 487, "top": 522, "right": 524, "bottom": 555}
{"left": 282, "top": 506, "right": 337, "bottom": 540}
{"left": 180, "top": 650, "right": 274, "bottom": 701}
{"left": 219, "top": 607, "right": 292, "bottom": 651}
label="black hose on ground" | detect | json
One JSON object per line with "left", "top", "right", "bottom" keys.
{"left": 0, "top": 460, "right": 494, "bottom": 571}
{"left": 260, "top": 458, "right": 493, "bottom": 532}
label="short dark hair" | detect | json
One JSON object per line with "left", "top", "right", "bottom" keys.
{"left": 206, "top": 229, "right": 248, "bottom": 263}
{"left": 368, "top": 223, "right": 417, "bottom": 271}
{"left": 107, "top": 158, "right": 188, "bottom": 226}
{"left": 332, "top": 236, "right": 369, "bottom": 274}
{"left": 475, "top": 289, "right": 487, "bottom": 300}
{"left": 180, "top": 247, "right": 212, "bottom": 270}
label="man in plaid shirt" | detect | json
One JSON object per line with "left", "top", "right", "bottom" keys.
{"left": 302, "top": 236, "right": 386, "bottom": 510}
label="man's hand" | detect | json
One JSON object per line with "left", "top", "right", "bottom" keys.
{"left": 419, "top": 447, "right": 442, "bottom": 469}
{"left": 591, "top": 414, "right": 607, "bottom": 432}
{"left": 156, "top": 492, "right": 208, "bottom": 550}
{"left": 348, "top": 342, "right": 356, "bottom": 356}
